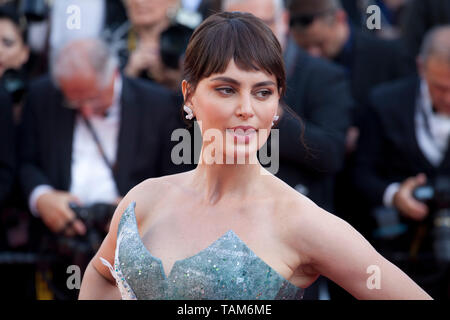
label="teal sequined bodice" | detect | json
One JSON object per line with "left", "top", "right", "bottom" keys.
{"left": 101, "top": 202, "right": 305, "bottom": 300}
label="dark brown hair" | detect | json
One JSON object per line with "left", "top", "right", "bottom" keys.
{"left": 180, "top": 11, "right": 310, "bottom": 158}
{"left": 181, "top": 11, "right": 286, "bottom": 125}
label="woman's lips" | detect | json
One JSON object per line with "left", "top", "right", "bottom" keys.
{"left": 226, "top": 126, "right": 257, "bottom": 144}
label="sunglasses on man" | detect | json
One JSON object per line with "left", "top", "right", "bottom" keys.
{"left": 289, "top": 8, "right": 336, "bottom": 29}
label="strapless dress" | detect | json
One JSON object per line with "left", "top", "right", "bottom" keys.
{"left": 101, "top": 201, "right": 305, "bottom": 300}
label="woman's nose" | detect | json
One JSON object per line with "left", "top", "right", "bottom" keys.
{"left": 237, "top": 93, "right": 254, "bottom": 119}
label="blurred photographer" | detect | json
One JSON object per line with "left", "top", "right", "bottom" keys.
{"left": 19, "top": 38, "right": 180, "bottom": 299}
{"left": 0, "top": 3, "right": 29, "bottom": 123}
{"left": 0, "top": 86, "right": 14, "bottom": 212}
{"left": 352, "top": 26, "right": 450, "bottom": 299}
{"left": 122, "top": 0, "right": 200, "bottom": 91}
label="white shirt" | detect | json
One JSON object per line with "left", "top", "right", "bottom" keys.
{"left": 181, "top": 0, "right": 203, "bottom": 12}
{"left": 383, "top": 79, "right": 450, "bottom": 207}
{"left": 29, "top": 76, "right": 122, "bottom": 217}
{"left": 416, "top": 80, "right": 450, "bottom": 166}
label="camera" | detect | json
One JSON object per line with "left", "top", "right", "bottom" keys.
{"left": 19, "top": 0, "right": 49, "bottom": 22}
{"left": 34, "top": 202, "right": 116, "bottom": 299}
{"left": 160, "top": 8, "right": 202, "bottom": 69}
{"left": 414, "top": 176, "right": 450, "bottom": 264}
{"left": 1, "top": 68, "right": 27, "bottom": 104}
{"left": 40, "top": 202, "right": 116, "bottom": 271}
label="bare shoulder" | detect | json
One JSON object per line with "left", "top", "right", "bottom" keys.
{"left": 269, "top": 176, "right": 357, "bottom": 264}
{"left": 119, "top": 170, "right": 194, "bottom": 222}
{"left": 273, "top": 183, "right": 432, "bottom": 299}
{"left": 89, "top": 171, "right": 193, "bottom": 282}
{"left": 267, "top": 173, "right": 323, "bottom": 221}
{"left": 282, "top": 190, "right": 357, "bottom": 247}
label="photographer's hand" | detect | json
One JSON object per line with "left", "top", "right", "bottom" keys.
{"left": 345, "top": 126, "right": 360, "bottom": 155}
{"left": 393, "top": 173, "right": 429, "bottom": 221}
{"left": 125, "top": 43, "right": 158, "bottom": 77}
{"left": 36, "top": 191, "right": 86, "bottom": 236}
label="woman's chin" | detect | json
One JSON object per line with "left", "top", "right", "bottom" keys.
{"left": 223, "top": 147, "right": 259, "bottom": 164}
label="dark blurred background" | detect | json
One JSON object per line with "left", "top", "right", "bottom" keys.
{"left": 0, "top": 0, "right": 449, "bottom": 300}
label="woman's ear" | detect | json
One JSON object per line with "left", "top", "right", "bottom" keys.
{"left": 416, "top": 56, "right": 425, "bottom": 78}
{"left": 182, "top": 80, "right": 195, "bottom": 109}
{"left": 182, "top": 80, "right": 189, "bottom": 104}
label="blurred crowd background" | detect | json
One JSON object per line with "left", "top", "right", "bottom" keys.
{"left": 0, "top": 0, "right": 449, "bottom": 300}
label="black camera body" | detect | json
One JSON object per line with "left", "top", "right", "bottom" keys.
{"left": 414, "top": 176, "right": 450, "bottom": 264}
{"left": 36, "top": 202, "right": 116, "bottom": 299}
{"left": 68, "top": 202, "right": 116, "bottom": 235}
{"left": 19, "top": 0, "right": 49, "bottom": 22}
{"left": 159, "top": 8, "right": 202, "bottom": 69}
{"left": 1, "top": 68, "right": 27, "bottom": 104}
{"left": 43, "top": 202, "right": 116, "bottom": 271}
{"left": 160, "top": 23, "right": 194, "bottom": 69}
{"left": 414, "top": 176, "right": 450, "bottom": 210}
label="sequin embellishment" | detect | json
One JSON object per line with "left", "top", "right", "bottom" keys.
{"left": 102, "top": 202, "right": 305, "bottom": 300}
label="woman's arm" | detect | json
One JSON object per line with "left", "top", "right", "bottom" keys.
{"left": 79, "top": 260, "right": 121, "bottom": 300}
{"left": 78, "top": 196, "right": 130, "bottom": 300}
{"left": 78, "top": 177, "right": 165, "bottom": 299}
{"left": 293, "top": 201, "right": 432, "bottom": 300}
{"left": 78, "top": 179, "right": 151, "bottom": 299}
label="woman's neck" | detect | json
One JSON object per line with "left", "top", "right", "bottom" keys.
{"left": 191, "top": 150, "right": 267, "bottom": 206}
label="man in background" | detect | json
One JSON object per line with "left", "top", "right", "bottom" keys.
{"left": 288, "top": 0, "right": 410, "bottom": 114}
{"left": 353, "top": 26, "right": 450, "bottom": 299}
{"left": 287, "top": 1, "right": 413, "bottom": 287}
{"left": 19, "top": 38, "right": 182, "bottom": 299}
{"left": 0, "top": 86, "right": 14, "bottom": 209}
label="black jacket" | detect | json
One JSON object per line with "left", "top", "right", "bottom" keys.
{"left": 352, "top": 76, "right": 450, "bottom": 209}
{"left": 401, "top": 0, "right": 450, "bottom": 69}
{"left": 0, "top": 86, "right": 15, "bottom": 207}
{"left": 18, "top": 74, "right": 183, "bottom": 201}
{"left": 352, "top": 77, "right": 450, "bottom": 276}
{"left": 272, "top": 43, "right": 354, "bottom": 211}
{"left": 339, "top": 30, "right": 411, "bottom": 124}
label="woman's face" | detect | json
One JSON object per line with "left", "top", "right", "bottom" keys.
{"left": 184, "top": 59, "right": 280, "bottom": 163}
{"left": 124, "top": 0, "right": 177, "bottom": 28}
{"left": 0, "top": 18, "right": 29, "bottom": 78}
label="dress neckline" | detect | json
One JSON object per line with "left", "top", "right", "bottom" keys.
{"left": 122, "top": 201, "right": 304, "bottom": 290}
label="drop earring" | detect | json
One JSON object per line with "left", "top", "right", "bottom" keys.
{"left": 183, "top": 105, "right": 194, "bottom": 120}
{"left": 271, "top": 115, "right": 279, "bottom": 127}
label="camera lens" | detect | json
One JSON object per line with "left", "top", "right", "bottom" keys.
{"left": 433, "top": 209, "right": 450, "bottom": 264}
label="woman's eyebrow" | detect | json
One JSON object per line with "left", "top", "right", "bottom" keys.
{"left": 210, "top": 77, "right": 276, "bottom": 87}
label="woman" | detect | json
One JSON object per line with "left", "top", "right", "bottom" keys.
{"left": 0, "top": 4, "right": 29, "bottom": 79}
{"left": 0, "top": 3, "right": 29, "bottom": 123}
{"left": 122, "top": 0, "right": 183, "bottom": 91}
{"left": 79, "top": 12, "right": 431, "bottom": 300}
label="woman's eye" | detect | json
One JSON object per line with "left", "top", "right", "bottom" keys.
{"left": 2, "top": 38, "right": 16, "bottom": 47}
{"left": 216, "top": 87, "right": 235, "bottom": 95}
{"left": 255, "top": 90, "right": 273, "bottom": 98}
